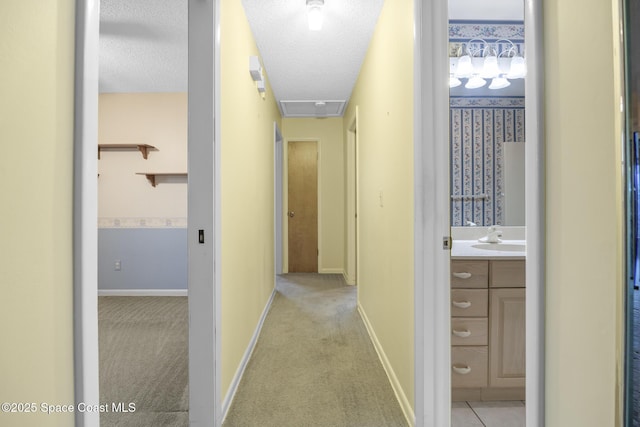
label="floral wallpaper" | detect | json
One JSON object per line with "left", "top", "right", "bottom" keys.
{"left": 449, "top": 21, "right": 525, "bottom": 227}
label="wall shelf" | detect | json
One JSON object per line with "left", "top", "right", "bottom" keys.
{"left": 98, "top": 144, "right": 158, "bottom": 159}
{"left": 136, "top": 172, "right": 187, "bottom": 187}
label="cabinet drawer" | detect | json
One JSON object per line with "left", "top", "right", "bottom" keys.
{"left": 451, "top": 289, "right": 488, "bottom": 317}
{"left": 451, "top": 260, "right": 489, "bottom": 288}
{"left": 490, "top": 260, "right": 525, "bottom": 288}
{"left": 451, "top": 346, "right": 488, "bottom": 388}
{"left": 451, "top": 318, "right": 488, "bottom": 346}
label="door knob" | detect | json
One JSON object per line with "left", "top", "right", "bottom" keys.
{"left": 288, "top": 211, "right": 295, "bottom": 218}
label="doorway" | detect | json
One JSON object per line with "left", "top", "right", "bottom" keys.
{"left": 287, "top": 140, "right": 319, "bottom": 273}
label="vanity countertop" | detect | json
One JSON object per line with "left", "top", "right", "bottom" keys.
{"left": 451, "top": 239, "right": 526, "bottom": 260}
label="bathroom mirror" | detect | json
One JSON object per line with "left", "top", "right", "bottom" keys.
{"left": 448, "top": 3, "right": 526, "bottom": 227}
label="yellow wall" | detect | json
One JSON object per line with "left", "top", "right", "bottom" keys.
{"left": 544, "top": 0, "right": 623, "bottom": 424}
{"left": 220, "top": 0, "right": 282, "bottom": 398}
{"left": 0, "top": 1, "right": 76, "bottom": 426}
{"left": 282, "top": 118, "right": 345, "bottom": 273}
{"left": 343, "top": 0, "right": 415, "bottom": 419}
{"left": 98, "top": 93, "right": 188, "bottom": 219}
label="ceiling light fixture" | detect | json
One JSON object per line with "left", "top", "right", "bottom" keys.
{"left": 449, "top": 39, "right": 525, "bottom": 90}
{"left": 307, "top": 0, "right": 324, "bottom": 31}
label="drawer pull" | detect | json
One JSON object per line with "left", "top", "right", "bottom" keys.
{"left": 452, "top": 329, "right": 471, "bottom": 338}
{"left": 452, "top": 300, "right": 471, "bottom": 309}
{"left": 452, "top": 365, "right": 471, "bottom": 375}
{"left": 453, "top": 272, "right": 472, "bottom": 279}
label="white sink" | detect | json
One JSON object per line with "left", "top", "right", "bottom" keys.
{"left": 471, "top": 243, "right": 526, "bottom": 252}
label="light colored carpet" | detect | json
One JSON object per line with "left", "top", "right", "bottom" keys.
{"left": 223, "top": 274, "right": 409, "bottom": 427}
{"left": 98, "top": 296, "right": 188, "bottom": 427}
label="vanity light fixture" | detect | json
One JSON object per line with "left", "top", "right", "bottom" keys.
{"left": 449, "top": 39, "right": 525, "bottom": 89}
{"left": 307, "top": 0, "right": 324, "bottom": 31}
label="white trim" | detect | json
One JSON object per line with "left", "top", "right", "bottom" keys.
{"left": 188, "top": 0, "right": 221, "bottom": 425}
{"left": 319, "top": 268, "right": 343, "bottom": 274}
{"left": 358, "top": 304, "right": 415, "bottom": 427}
{"left": 524, "top": 0, "right": 546, "bottom": 424}
{"left": 97, "top": 289, "right": 188, "bottom": 297}
{"left": 345, "top": 110, "right": 359, "bottom": 287}
{"left": 73, "top": 1, "right": 100, "bottom": 426}
{"left": 414, "top": 0, "right": 451, "bottom": 426}
{"left": 274, "top": 122, "right": 284, "bottom": 275}
{"left": 342, "top": 271, "right": 356, "bottom": 286}
{"left": 220, "top": 289, "right": 277, "bottom": 423}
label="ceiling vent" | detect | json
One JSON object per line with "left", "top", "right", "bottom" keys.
{"left": 279, "top": 100, "right": 347, "bottom": 118}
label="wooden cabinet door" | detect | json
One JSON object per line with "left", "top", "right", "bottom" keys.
{"left": 489, "top": 288, "right": 525, "bottom": 387}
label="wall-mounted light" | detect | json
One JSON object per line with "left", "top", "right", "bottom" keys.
{"left": 307, "top": 0, "right": 324, "bottom": 31}
{"left": 449, "top": 39, "right": 525, "bottom": 90}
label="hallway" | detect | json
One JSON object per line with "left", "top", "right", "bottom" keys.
{"left": 223, "top": 274, "right": 408, "bottom": 426}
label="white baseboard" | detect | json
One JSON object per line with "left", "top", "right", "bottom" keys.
{"left": 97, "top": 289, "right": 187, "bottom": 296}
{"left": 221, "top": 288, "right": 277, "bottom": 423}
{"left": 318, "top": 268, "right": 344, "bottom": 274}
{"left": 357, "top": 303, "right": 415, "bottom": 427}
{"left": 342, "top": 271, "right": 356, "bottom": 286}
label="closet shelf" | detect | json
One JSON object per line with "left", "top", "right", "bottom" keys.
{"left": 136, "top": 172, "right": 187, "bottom": 187}
{"left": 98, "top": 144, "right": 158, "bottom": 159}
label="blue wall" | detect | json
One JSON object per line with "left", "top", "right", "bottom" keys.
{"left": 98, "top": 228, "right": 187, "bottom": 290}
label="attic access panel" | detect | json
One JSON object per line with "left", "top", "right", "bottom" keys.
{"left": 279, "top": 100, "right": 347, "bottom": 118}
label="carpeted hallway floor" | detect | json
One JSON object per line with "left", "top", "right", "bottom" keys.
{"left": 98, "top": 274, "right": 408, "bottom": 426}
{"left": 223, "top": 274, "right": 409, "bottom": 427}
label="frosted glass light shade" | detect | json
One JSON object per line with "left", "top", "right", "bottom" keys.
{"left": 507, "top": 55, "right": 526, "bottom": 79}
{"left": 489, "top": 76, "right": 511, "bottom": 90}
{"left": 308, "top": 6, "right": 322, "bottom": 30}
{"left": 481, "top": 55, "right": 500, "bottom": 78}
{"left": 465, "top": 75, "right": 486, "bottom": 89}
{"left": 455, "top": 55, "right": 473, "bottom": 78}
{"left": 449, "top": 75, "right": 462, "bottom": 88}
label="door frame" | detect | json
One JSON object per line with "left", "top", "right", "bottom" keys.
{"left": 345, "top": 110, "right": 359, "bottom": 286}
{"left": 73, "top": 0, "right": 221, "bottom": 426}
{"left": 274, "top": 122, "right": 284, "bottom": 275}
{"left": 282, "top": 138, "right": 320, "bottom": 273}
{"left": 413, "top": 0, "right": 545, "bottom": 425}
{"left": 73, "top": 1, "right": 100, "bottom": 425}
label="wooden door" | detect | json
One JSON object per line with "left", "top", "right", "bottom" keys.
{"left": 287, "top": 141, "right": 318, "bottom": 272}
{"left": 489, "top": 288, "right": 526, "bottom": 387}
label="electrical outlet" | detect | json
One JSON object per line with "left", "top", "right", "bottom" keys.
{"left": 114, "top": 260, "right": 121, "bottom": 271}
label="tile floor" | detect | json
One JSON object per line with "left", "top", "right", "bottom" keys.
{"left": 452, "top": 401, "right": 526, "bottom": 427}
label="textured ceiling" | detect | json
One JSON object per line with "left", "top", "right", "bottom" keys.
{"left": 241, "top": 0, "right": 384, "bottom": 116}
{"left": 99, "top": 0, "right": 187, "bottom": 93}
{"left": 98, "top": 0, "right": 524, "bottom": 109}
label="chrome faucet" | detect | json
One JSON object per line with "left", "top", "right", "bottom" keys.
{"left": 479, "top": 225, "right": 502, "bottom": 243}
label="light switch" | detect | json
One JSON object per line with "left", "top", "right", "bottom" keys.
{"left": 379, "top": 189, "right": 384, "bottom": 207}
{"left": 114, "top": 260, "right": 121, "bottom": 271}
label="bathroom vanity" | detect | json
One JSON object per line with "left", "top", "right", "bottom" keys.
{"left": 450, "top": 240, "right": 526, "bottom": 401}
